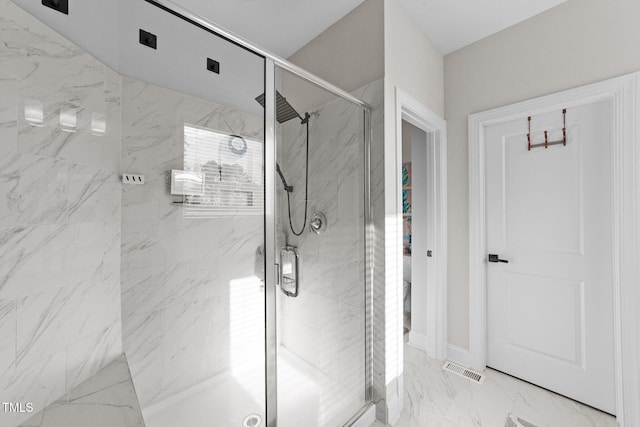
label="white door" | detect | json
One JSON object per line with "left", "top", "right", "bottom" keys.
{"left": 485, "top": 100, "right": 616, "bottom": 414}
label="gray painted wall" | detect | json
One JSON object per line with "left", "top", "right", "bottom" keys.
{"left": 384, "top": 0, "right": 444, "bottom": 118}
{"left": 285, "top": 0, "right": 384, "bottom": 114}
{"left": 402, "top": 120, "right": 412, "bottom": 164}
{"left": 288, "top": 0, "right": 384, "bottom": 93}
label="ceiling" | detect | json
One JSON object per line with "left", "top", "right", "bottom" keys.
{"left": 173, "top": 0, "right": 568, "bottom": 57}
{"left": 398, "top": 0, "right": 568, "bottom": 54}
{"left": 168, "top": 0, "right": 366, "bottom": 58}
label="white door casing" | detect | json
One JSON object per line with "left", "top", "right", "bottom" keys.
{"left": 468, "top": 73, "right": 640, "bottom": 427}
{"left": 485, "top": 101, "right": 615, "bottom": 414}
{"left": 395, "top": 88, "right": 448, "bottom": 361}
{"left": 392, "top": 88, "right": 448, "bottom": 424}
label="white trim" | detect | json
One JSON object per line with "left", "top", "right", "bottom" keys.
{"left": 385, "top": 393, "right": 402, "bottom": 426}
{"left": 408, "top": 330, "right": 428, "bottom": 351}
{"left": 447, "top": 343, "right": 471, "bottom": 368}
{"left": 468, "top": 72, "right": 640, "bottom": 427}
{"left": 395, "top": 88, "right": 448, "bottom": 361}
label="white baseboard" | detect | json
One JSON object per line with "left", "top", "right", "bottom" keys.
{"left": 447, "top": 343, "right": 471, "bottom": 367}
{"left": 385, "top": 392, "right": 401, "bottom": 425}
{"left": 408, "top": 330, "right": 428, "bottom": 352}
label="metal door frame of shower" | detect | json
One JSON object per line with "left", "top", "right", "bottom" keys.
{"left": 270, "top": 64, "right": 375, "bottom": 427}
{"left": 143, "top": 1, "right": 375, "bottom": 426}
{"left": 264, "top": 59, "right": 278, "bottom": 427}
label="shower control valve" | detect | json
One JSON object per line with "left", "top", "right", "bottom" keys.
{"left": 310, "top": 212, "right": 327, "bottom": 235}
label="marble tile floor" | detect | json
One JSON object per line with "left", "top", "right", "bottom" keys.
{"left": 371, "top": 343, "right": 618, "bottom": 427}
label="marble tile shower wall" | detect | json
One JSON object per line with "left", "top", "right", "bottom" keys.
{"left": 276, "top": 78, "right": 383, "bottom": 422}
{"left": 120, "top": 78, "right": 265, "bottom": 408}
{"left": 0, "top": 2, "right": 123, "bottom": 426}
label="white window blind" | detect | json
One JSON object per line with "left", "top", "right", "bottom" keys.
{"left": 183, "top": 124, "right": 263, "bottom": 217}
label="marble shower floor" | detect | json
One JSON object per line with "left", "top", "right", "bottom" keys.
{"left": 372, "top": 343, "right": 618, "bottom": 427}
{"left": 143, "top": 346, "right": 364, "bottom": 427}
{"left": 142, "top": 369, "right": 264, "bottom": 427}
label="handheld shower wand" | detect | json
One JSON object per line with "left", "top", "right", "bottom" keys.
{"left": 276, "top": 164, "right": 293, "bottom": 193}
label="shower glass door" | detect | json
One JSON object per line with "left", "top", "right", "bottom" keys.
{"left": 273, "top": 66, "right": 370, "bottom": 427}
{"left": 117, "top": 3, "right": 268, "bottom": 427}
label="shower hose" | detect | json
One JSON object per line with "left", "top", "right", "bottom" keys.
{"left": 286, "top": 116, "right": 310, "bottom": 236}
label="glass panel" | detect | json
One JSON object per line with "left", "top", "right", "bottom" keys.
{"left": 117, "top": 6, "right": 267, "bottom": 427}
{"left": 0, "top": 1, "right": 267, "bottom": 424}
{"left": 274, "top": 66, "right": 368, "bottom": 427}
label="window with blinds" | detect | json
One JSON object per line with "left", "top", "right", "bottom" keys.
{"left": 183, "top": 124, "right": 263, "bottom": 217}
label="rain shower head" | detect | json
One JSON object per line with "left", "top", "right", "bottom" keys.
{"left": 258, "top": 91, "right": 312, "bottom": 236}
{"left": 255, "top": 91, "right": 302, "bottom": 124}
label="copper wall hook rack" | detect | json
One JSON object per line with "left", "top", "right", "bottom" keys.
{"left": 527, "top": 109, "right": 567, "bottom": 151}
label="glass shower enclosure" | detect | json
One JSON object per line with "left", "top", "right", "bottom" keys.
{"left": 273, "top": 67, "right": 370, "bottom": 427}
{"left": 0, "top": 0, "right": 372, "bottom": 426}
{"left": 121, "top": 2, "right": 375, "bottom": 422}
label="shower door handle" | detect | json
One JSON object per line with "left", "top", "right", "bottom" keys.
{"left": 279, "top": 246, "right": 300, "bottom": 297}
